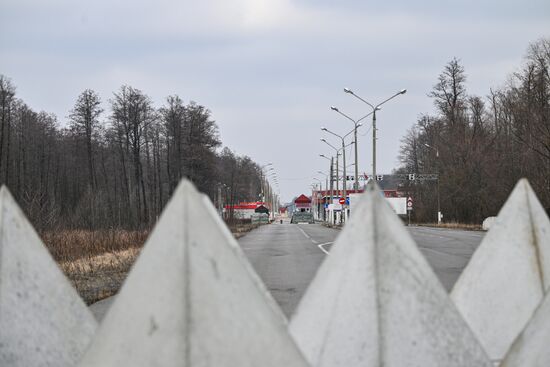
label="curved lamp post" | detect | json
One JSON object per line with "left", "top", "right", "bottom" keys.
{"left": 344, "top": 88, "right": 406, "bottom": 177}
{"left": 330, "top": 107, "right": 376, "bottom": 190}
{"left": 321, "top": 126, "right": 356, "bottom": 223}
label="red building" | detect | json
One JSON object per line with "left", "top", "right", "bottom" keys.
{"left": 294, "top": 194, "right": 312, "bottom": 212}
{"left": 224, "top": 201, "right": 267, "bottom": 219}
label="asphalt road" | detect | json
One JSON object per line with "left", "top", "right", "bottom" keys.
{"left": 90, "top": 221, "right": 485, "bottom": 320}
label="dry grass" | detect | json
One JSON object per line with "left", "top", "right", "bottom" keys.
{"left": 42, "top": 229, "right": 149, "bottom": 262}
{"left": 42, "top": 230, "right": 148, "bottom": 304}
{"left": 42, "top": 224, "right": 260, "bottom": 305}
{"left": 228, "top": 223, "right": 261, "bottom": 238}
{"left": 417, "top": 222, "right": 483, "bottom": 231}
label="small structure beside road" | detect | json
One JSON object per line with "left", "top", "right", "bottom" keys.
{"left": 224, "top": 201, "right": 268, "bottom": 220}
{"left": 289, "top": 194, "right": 314, "bottom": 224}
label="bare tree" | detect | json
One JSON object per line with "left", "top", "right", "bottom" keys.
{"left": 69, "top": 89, "right": 103, "bottom": 190}
{"left": 0, "top": 75, "right": 16, "bottom": 184}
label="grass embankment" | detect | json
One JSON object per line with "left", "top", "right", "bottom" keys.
{"left": 42, "top": 223, "right": 262, "bottom": 305}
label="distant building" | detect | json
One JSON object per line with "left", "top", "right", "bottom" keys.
{"left": 224, "top": 202, "right": 267, "bottom": 219}
{"left": 254, "top": 205, "right": 269, "bottom": 215}
{"left": 294, "top": 194, "right": 312, "bottom": 213}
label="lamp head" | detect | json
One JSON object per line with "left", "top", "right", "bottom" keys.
{"left": 320, "top": 138, "right": 327, "bottom": 142}
{"left": 330, "top": 106, "right": 338, "bottom": 111}
{"left": 321, "top": 127, "right": 327, "bottom": 131}
{"left": 399, "top": 89, "right": 407, "bottom": 95}
{"left": 344, "top": 88, "right": 353, "bottom": 94}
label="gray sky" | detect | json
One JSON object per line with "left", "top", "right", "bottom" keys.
{"left": 1, "top": 0, "right": 549, "bottom": 202}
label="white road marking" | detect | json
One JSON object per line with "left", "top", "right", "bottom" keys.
{"left": 318, "top": 242, "right": 332, "bottom": 255}
{"left": 297, "top": 225, "right": 331, "bottom": 253}
{"left": 297, "top": 226, "right": 311, "bottom": 241}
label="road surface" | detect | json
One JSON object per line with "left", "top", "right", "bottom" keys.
{"left": 90, "top": 221, "right": 484, "bottom": 320}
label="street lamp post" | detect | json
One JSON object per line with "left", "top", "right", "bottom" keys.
{"left": 260, "top": 163, "right": 273, "bottom": 203}
{"left": 344, "top": 88, "right": 407, "bottom": 177}
{"left": 424, "top": 143, "right": 441, "bottom": 224}
{"left": 330, "top": 107, "right": 376, "bottom": 191}
{"left": 321, "top": 141, "right": 341, "bottom": 195}
{"left": 321, "top": 126, "right": 356, "bottom": 223}
{"left": 317, "top": 171, "right": 328, "bottom": 221}
{"left": 313, "top": 178, "right": 322, "bottom": 220}
{"left": 267, "top": 172, "right": 277, "bottom": 219}
{"left": 320, "top": 154, "right": 334, "bottom": 224}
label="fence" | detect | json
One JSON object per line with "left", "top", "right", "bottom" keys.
{"left": 1, "top": 179, "right": 549, "bottom": 366}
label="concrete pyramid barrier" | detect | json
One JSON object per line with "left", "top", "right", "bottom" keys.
{"left": 289, "top": 182, "right": 492, "bottom": 367}
{"left": 500, "top": 291, "right": 550, "bottom": 367}
{"left": 0, "top": 187, "right": 97, "bottom": 367}
{"left": 451, "top": 179, "right": 550, "bottom": 362}
{"left": 78, "top": 180, "right": 309, "bottom": 367}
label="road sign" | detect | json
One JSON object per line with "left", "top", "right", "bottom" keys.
{"left": 339, "top": 197, "right": 346, "bottom": 205}
{"left": 407, "top": 197, "right": 413, "bottom": 211}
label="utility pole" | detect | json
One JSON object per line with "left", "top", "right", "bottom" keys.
{"left": 372, "top": 109, "right": 377, "bottom": 177}
{"left": 322, "top": 127, "right": 355, "bottom": 224}
{"left": 330, "top": 157, "right": 334, "bottom": 225}
{"left": 425, "top": 143, "right": 441, "bottom": 224}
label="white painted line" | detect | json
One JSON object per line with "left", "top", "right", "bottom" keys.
{"left": 317, "top": 242, "right": 332, "bottom": 255}
{"left": 298, "top": 225, "right": 326, "bottom": 248}
{"left": 297, "top": 226, "right": 311, "bottom": 240}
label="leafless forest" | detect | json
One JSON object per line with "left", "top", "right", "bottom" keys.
{"left": 399, "top": 38, "right": 550, "bottom": 223}
{"left": 1, "top": 38, "right": 549, "bottom": 230}
{"left": 0, "top": 82, "right": 264, "bottom": 231}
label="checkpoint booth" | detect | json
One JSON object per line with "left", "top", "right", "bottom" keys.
{"left": 294, "top": 194, "right": 312, "bottom": 213}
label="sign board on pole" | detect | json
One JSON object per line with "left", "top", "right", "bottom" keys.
{"left": 387, "top": 197, "right": 407, "bottom": 215}
{"left": 407, "top": 197, "right": 413, "bottom": 211}
{"left": 339, "top": 197, "right": 346, "bottom": 205}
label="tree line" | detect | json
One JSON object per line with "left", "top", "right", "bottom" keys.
{"left": 0, "top": 80, "right": 267, "bottom": 230}
{"left": 398, "top": 38, "right": 550, "bottom": 223}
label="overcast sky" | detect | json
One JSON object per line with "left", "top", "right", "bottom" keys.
{"left": 1, "top": 0, "right": 549, "bottom": 202}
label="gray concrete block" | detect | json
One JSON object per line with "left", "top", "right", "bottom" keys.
{"left": 289, "top": 182, "right": 492, "bottom": 367}
{"left": 78, "top": 180, "right": 309, "bottom": 367}
{"left": 501, "top": 291, "right": 550, "bottom": 367}
{"left": 0, "top": 186, "right": 97, "bottom": 367}
{"left": 452, "top": 179, "right": 550, "bottom": 362}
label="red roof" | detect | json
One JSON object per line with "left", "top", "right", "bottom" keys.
{"left": 294, "top": 194, "right": 311, "bottom": 204}
{"left": 224, "top": 201, "right": 266, "bottom": 210}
